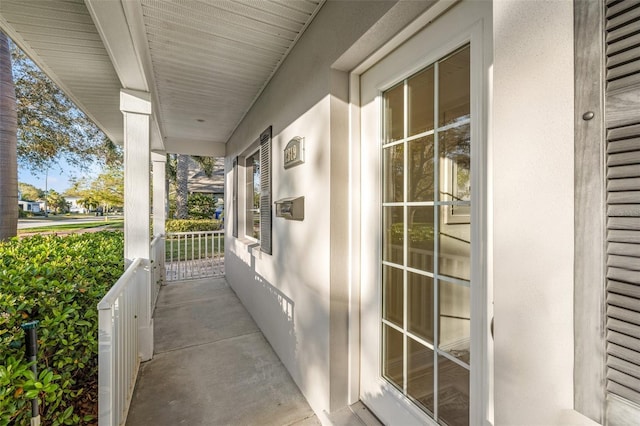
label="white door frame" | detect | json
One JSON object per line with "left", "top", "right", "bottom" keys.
{"left": 347, "top": 1, "right": 493, "bottom": 423}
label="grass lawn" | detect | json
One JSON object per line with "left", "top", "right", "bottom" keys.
{"left": 165, "top": 234, "right": 224, "bottom": 261}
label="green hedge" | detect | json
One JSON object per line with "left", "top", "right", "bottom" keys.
{"left": 0, "top": 232, "right": 124, "bottom": 425}
{"left": 165, "top": 219, "right": 223, "bottom": 232}
{"left": 389, "top": 223, "right": 434, "bottom": 244}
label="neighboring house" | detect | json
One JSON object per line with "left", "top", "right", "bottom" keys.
{"left": 187, "top": 156, "right": 224, "bottom": 199}
{"left": 17, "top": 200, "right": 40, "bottom": 213}
{"left": 65, "top": 196, "right": 88, "bottom": 214}
{"left": 1, "top": 1, "right": 637, "bottom": 425}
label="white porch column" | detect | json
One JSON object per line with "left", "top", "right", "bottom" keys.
{"left": 152, "top": 152, "right": 166, "bottom": 236}
{"left": 121, "top": 89, "right": 151, "bottom": 261}
{"left": 120, "top": 89, "right": 153, "bottom": 361}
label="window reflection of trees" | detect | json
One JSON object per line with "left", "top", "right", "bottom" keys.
{"left": 409, "top": 136, "right": 435, "bottom": 202}
{"left": 440, "top": 121, "right": 470, "bottom": 203}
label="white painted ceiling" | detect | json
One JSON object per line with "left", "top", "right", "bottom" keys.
{"left": 0, "top": 0, "right": 324, "bottom": 154}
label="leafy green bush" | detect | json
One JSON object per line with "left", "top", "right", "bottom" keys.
{"left": 390, "top": 223, "right": 434, "bottom": 246}
{"left": 165, "top": 219, "right": 223, "bottom": 232}
{"left": 0, "top": 232, "right": 124, "bottom": 425}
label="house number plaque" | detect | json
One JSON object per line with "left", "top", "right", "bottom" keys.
{"left": 284, "top": 136, "right": 304, "bottom": 169}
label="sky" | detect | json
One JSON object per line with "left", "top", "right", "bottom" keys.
{"left": 18, "top": 160, "right": 102, "bottom": 194}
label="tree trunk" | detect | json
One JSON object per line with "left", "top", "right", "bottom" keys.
{"left": 175, "top": 154, "right": 189, "bottom": 218}
{"left": 0, "top": 31, "right": 18, "bottom": 240}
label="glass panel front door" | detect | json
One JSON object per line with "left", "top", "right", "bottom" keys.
{"left": 381, "top": 46, "right": 471, "bottom": 426}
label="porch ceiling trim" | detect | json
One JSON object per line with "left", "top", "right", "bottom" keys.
{"left": 84, "top": 0, "right": 148, "bottom": 91}
{"left": 85, "top": 0, "right": 165, "bottom": 153}
{"left": 0, "top": 10, "right": 123, "bottom": 146}
{"left": 1, "top": 0, "right": 326, "bottom": 157}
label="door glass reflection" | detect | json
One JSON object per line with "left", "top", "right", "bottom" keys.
{"left": 383, "top": 324, "right": 404, "bottom": 390}
{"left": 439, "top": 47, "right": 470, "bottom": 127}
{"left": 408, "top": 136, "right": 435, "bottom": 202}
{"left": 383, "top": 265, "right": 404, "bottom": 328}
{"left": 408, "top": 338, "right": 434, "bottom": 414}
{"left": 408, "top": 272, "right": 434, "bottom": 343}
{"left": 438, "top": 356, "right": 469, "bottom": 426}
{"left": 380, "top": 43, "right": 472, "bottom": 425}
{"left": 408, "top": 206, "right": 434, "bottom": 271}
{"left": 438, "top": 206, "right": 470, "bottom": 281}
{"left": 408, "top": 66, "right": 434, "bottom": 137}
{"left": 439, "top": 124, "right": 470, "bottom": 203}
{"left": 384, "top": 144, "right": 404, "bottom": 203}
{"left": 383, "top": 207, "right": 404, "bottom": 265}
{"left": 384, "top": 83, "right": 404, "bottom": 143}
{"left": 439, "top": 280, "right": 470, "bottom": 363}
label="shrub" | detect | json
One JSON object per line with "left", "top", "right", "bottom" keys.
{"left": 0, "top": 231, "right": 124, "bottom": 425}
{"left": 165, "top": 219, "right": 223, "bottom": 232}
{"left": 187, "top": 193, "right": 217, "bottom": 219}
{"left": 390, "top": 223, "right": 434, "bottom": 246}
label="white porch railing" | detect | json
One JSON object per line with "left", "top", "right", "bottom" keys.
{"left": 98, "top": 257, "right": 153, "bottom": 426}
{"left": 98, "top": 230, "right": 223, "bottom": 424}
{"left": 165, "top": 230, "right": 225, "bottom": 281}
{"left": 150, "top": 234, "right": 164, "bottom": 308}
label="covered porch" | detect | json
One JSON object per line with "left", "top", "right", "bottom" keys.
{"left": 2, "top": 1, "right": 311, "bottom": 424}
{"left": 0, "top": 1, "right": 334, "bottom": 422}
{"left": 3, "top": 0, "right": 624, "bottom": 424}
{"left": 124, "top": 276, "right": 377, "bottom": 426}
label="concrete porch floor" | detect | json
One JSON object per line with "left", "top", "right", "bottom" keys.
{"left": 125, "top": 277, "right": 378, "bottom": 426}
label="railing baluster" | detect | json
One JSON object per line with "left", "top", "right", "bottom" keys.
{"left": 218, "top": 231, "right": 221, "bottom": 275}
{"left": 184, "top": 234, "right": 188, "bottom": 279}
{"left": 199, "top": 232, "right": 202, "bottom": 277}
{"left": 210, "top": 231, "right": 213, "bottom": 276}
{"left": 169, "top": 236, "right": 173, "bottom": 281}
{"left": 163, "top": 230, "right": 225, "bottom": 281}
{"left": 187, "top": 233, "right": 192, "bottom": 279}
{"left": 214, "top": 232, "right": 218, "bottom": 275}
{"left": 205, "top": 233, "right": 209, "bottom": 276}
{"left": 115, "top": 298, "right": 122, "bottom": 424}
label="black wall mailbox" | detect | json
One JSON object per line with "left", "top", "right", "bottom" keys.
{"left": 275, "top": 197, "right": 304, "bottom": 221}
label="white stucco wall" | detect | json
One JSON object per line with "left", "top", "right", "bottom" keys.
{"left": 224, "top": 1, "right": 400, "bottom": 418}
{"left": 492, "top": 1, "right": 592, "bottom": 424}
{"left": 225, "top": 0, "right": 600, "bottom": 423}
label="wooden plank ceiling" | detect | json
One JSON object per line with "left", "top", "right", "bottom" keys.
{"left": 0, "top": 0, "right": 324, "bottom": 152}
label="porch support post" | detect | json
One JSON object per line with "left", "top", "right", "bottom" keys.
{"left": 152, "top": 152, "right": 166, "bottom": 288}
{"left": 152, "top": 152, "right": 166, "bottom": 236}
{"left": 121, "top": 89, "right": 153, "bottom": 361}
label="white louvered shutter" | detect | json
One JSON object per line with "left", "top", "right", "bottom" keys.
{"left": 233, "top": 156, "right": 238, "bottom": 238}
{"left": 605, "top": 0, "right": 640, "bottom": 406}
{"left": 260, "top": 127, "right": 272, "bottom": 254}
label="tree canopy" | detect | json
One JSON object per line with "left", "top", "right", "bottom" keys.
{"left": 18, "top": 182, "right": 44, "bottom": 201}
{"left": 45, "top": 189, "right": 67, "bottom": 214}
{"left": 68, "top": 168, "right": 124, "bottom": 212}
{"left": 11, "top": 42, "right": 122, "bottom": 175}
{"left": 1, "top": 35, "right": 123, "bottom": 239}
